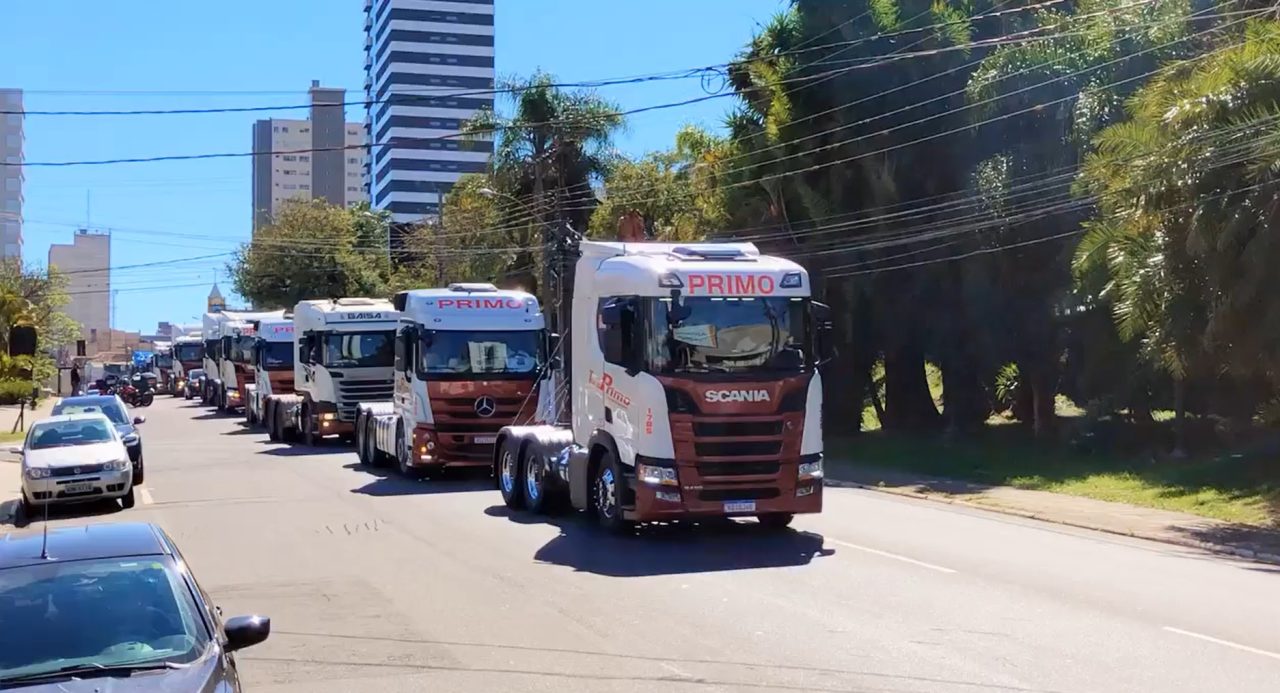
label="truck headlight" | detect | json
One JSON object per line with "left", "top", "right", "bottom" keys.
{"left": 105, "top": 458, "right": 131, "bottom": 471}
{"left": 798, "top": 456, "right": 823, "bottom": 480}
{"left": 228, "top": 390, "right": 241, "bottom": 400}
{"left": 321, "top": 412, "right": 336, "bottom": 421}
{"left": 638, "top": 463, "right": 679, "bottom": 487}
{"left": 24, "top": 466, "right": 51, "bottom": 480}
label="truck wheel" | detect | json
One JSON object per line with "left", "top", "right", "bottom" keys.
{"left": 523, "top": 450, "right": 556, "bottom": 514}
{"left": 245, "top": 399, "right": 255, "bottom": 426}
{"left": 266, "top": 402, "right": 279, "bottom": 441}
{"left": 497, "top": 438, "right": 524, "bottom": 509}
{"left": 593, "top": 450, "right": 633, "bottom": 534}
{"left": 757, "top": 513, "right": 794, "bottom": 530}
{"left": 218, "top": 386, "right": 228, "bottom": 413}
{"left": 302, "top": 406, "right": 319, "bottom": 446}
{"left": 395, "top": 424, "right": 424, "bottom": 479}
{"left": 280, "top": 405, "right": 299, "bottom": 443}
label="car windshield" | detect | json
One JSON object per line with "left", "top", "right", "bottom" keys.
{"left": 27, "top": 419, "right": 116, "bottom": 450}
{"left": 188, "top": 369, "right": 204, "bottom": 379}
{"left": 419, "top": 330, "right": 543, "bottom": 378}
{"left": 0, "top": 557, "right": 211, "bottom": 683}
{"left": 324, "top": 331, "right": 394, "bottom": 368}
{"left": 261, "top": 341, "right": 293, "bottom": 369}
{"left": 174, "top": 344, "right": 203, "bottom": 362}
{"left": 643, "top": 296, "right": 811, "bottom": 374}
{"left": 53, "top": 401, "right": 128, "bottom": 426}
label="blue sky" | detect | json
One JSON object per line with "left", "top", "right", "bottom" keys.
{"left": 1, "top": 0, "right": 785, "bottom": 333}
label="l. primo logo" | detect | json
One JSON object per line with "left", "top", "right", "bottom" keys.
{"left": 704, "top": 389, "right": 771, "bottom": 403}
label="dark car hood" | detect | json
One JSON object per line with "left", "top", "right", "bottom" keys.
{"left": 4, "top": 653, "right": 227, "bottom": 692}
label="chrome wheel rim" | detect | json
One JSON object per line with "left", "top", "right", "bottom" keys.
{"left": 525, "top": 457, "right": 541, "bottom": 501}
{"left": 596, "top": 467, "right": 616, "bottom": 519}
{"left": 500, "top": 451, "right": 515, "bottom": 494}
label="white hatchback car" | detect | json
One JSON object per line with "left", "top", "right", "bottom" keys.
{"left": 10, "top": 413, "right": 136, "bottom": 522}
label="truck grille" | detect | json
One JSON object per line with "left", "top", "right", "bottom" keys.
{"left": 671, "top": 413, "right": 800, "bottom": 481}
{"left": 337, "top": 379, "right": 394, "bottom": 421}
{"left": 433, "top": 395, "right": 530, "bottom": 461}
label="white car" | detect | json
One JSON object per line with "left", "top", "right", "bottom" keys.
{"left": 10, "top": 413, "right": 136, "bottom": 522}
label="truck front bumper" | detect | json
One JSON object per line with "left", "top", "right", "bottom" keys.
{"left": 624, "top": 482, "right": 822, "bottom": 521}
{"left": 621, "top": 457, "right": 824, "bottom": 521}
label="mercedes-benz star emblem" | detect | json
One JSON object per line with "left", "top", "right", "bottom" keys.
{"left": 474, "top": 396, "right": 497, "bottom": 418}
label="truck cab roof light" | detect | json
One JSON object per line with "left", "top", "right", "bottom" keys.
{"left": 780, "top": 272, "right": 803, "bottom": 289}
{"left": 670, "top": 245, "right": 750, "bottom": 261}
{"left": 658, "top": 273, "right": 684, "bottom": 288}
{"left": 448, "top": 282, "right": 499, "bottom": 293}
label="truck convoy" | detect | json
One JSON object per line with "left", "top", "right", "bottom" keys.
{"left": 244, "top": 317, "right": 295, "bottom": 431}
{"left": 356, "top": 284, "right": 547, "bottom": 479}
{"left": 171, "top": 333, "right": 204, "bottom": 397}
{"left": 261, "top": 298, "right": 400, "bottom": 446}
{"left": 201, "top": 310, "right": 286, "bottom": 412}
{"left": 491, "top": 241, "right": 833, "bottom": 531}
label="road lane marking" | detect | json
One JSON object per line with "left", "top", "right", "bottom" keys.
{"left": 827, "top": 538, "right": 958, "bottom": 574}
{"left": 1163, "top": 627, "right": 1280, "bottom": 662}
{"left": 139, "top": 487, "right": 154, "bottom": 505}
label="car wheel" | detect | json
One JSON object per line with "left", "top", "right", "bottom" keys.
{"left": 15, "top": 494, "right": 35, "bottom": 527}
{"left": 133, "top": 453, "right": 145, "bottom": 485}
{"left": 120, "top": 486, "right": 137, "bottom": 510}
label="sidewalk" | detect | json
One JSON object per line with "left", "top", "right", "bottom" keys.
{"left": 827, "top": 463, "right": 1280, "bottom": 565}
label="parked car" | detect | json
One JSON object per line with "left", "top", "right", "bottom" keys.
{"left": 51, "top": 395, "right": 146, "bottom": 484}
{"left": 11, "top": 414, "right": 136, "bottom": 523}
{"left": 0, "top": 522, "right": 271, "bottom": 691}
{"left": 183, "top": 369, "right": 205, "bottom": 400}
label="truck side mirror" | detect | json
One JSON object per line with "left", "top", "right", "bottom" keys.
{"left": 811, "top": 301, "right": 836, "bottom": 366}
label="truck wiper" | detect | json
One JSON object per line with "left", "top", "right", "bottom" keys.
{"left": 0, "top": 660, "right": 184, "bottom": 684}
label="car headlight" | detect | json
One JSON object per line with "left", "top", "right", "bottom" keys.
{"left": 24, "top": 466, "right": 51, "bottom": 480}
{"left": 105, "top": 458, "right": 131, "bottom": 471}
{"left": 638, "top": 463, "right": 679, "bottom": 487}
{"left": 798, "top": 455, "right": 824, "bottom": 480}
{"left": 321, "top": 412, "right": 336, "bottom": 421}
{"left": 123, "top": 434, "right": 139, "bottom": 445}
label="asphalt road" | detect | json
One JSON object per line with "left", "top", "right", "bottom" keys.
{"left": 4, "top": 397, "right": 1280, "bottom": 692}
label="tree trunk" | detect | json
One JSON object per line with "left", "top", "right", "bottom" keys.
{"left": 1027, "top": 360, "right": 1057, "bottom": 439}
{"left": 942, "top": 357, "right": 987, "bottom": 435}
{"left": 882, "top": 342, "right": 941, "bottom": 432}
{"left": 1172, "top": 377, "right": 1188, "bottom": 458}
{"left": 819, "top": 279, "right": 862, "bottom": 435}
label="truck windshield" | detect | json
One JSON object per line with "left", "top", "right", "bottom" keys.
{"left": 419, "top": 330, "right": 543, "bottom": 378}
{"left": 260, "top": 341, "right": 294, "bottom": 369}
{"left": 174, "top": 344, "right": 203, "bottom": 362}
{"left": 154, "top": 353, "right": 173, "bottom": 369}
{"left": 644, "top": 296, "right": 810, "bottom": 374}
{"left": 230, "top": 336, "right": 255, "bottom": 364}
{"left": 324, "top": 331, "right": 394, "bottom": 368}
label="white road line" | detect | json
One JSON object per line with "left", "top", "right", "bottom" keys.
{"left": 139, "top": 487, "right": 155, "bottom": 505}
{"left": 827, "top": 538, "right": 958, "bottom": 574}
{"left": 1163, "top": 627, "right": 1280, "bottom": 662}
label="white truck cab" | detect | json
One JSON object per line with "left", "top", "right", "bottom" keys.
{"left": 356, "top": 284, "right": 547, "bottom": 478}
{"left": 244, "top": 317, "right": 296, "bottom": 430}
{"left": 171, "top": 333, "right": 204, "bottom": 396}
{"left": 494, "top": 241, "right": 834, "bottom": 530}
{"left": 281, "top": 298, "right": 400, "bottom": 445}
{"left": 201, "top": 310, "right": 286, "bottom": 411}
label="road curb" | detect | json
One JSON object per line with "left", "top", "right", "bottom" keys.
{"left": 825, "top": 478, "right": 1280, "bottom": 567}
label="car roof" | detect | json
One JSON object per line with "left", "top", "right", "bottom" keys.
{"left": 33, "top": 412, "right": 115, "bottom": 425}
{"left": 56, "top": 395, "right": 121, "bottom": 406}
{"left": 0, "top": 522, "right": 172, "bottom": 570}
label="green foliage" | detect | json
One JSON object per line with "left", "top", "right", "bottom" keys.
{"left": 0, "top": 378, "right": 32, "bottom": 405}
{"left": 228, "top": 200, "right": 396, "bottom": 308}
{"left": 0, "top": 260, "right": 80, "bottom": 386}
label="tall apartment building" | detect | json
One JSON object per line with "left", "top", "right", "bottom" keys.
{"left": 48, "top": 229, "right": 111, "bottom": 354}
{"left": 251, "top": 81, "right": 368, "bottom": 232}
{"left": 1, "top": 88, "right": 23, "bottom": 260}
{"left": 364, "top": 0, "right": 495, "bottom": 223}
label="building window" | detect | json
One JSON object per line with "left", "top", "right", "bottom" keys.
{"left": 3, "top": 178, "right": 17, "bottom": 192}
{"left": 347, "top": 186, "right": 360, "bottom": 192}
{"left": 282, "top": 169, "right": 297, "bottom": 175}
{"left": 299, "top": 127, "right": 310, "bottom": 134}
{"left": 283, "top": 184, "right": 297, "bottom": 190}
{"left": 299, "top": 155, "right": 310, "bottom": 162}
{"left": 299, "top": 184, "right": 310, "bottom": 190}
{"left": 281, "top": 126, "right": 289, "bottom": 132}
{"left": 4, "top": 135, "right": 18, "bottom": 148}
{"left": 282, "top": 155, "right": 297, "bottom": 162}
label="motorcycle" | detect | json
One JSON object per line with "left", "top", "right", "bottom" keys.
{"left": 119, "top": 384, "right": 155, "bottom": 408}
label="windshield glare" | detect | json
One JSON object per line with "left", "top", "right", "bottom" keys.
{"left": 28, "top": 419, "right": 116, "bottom": 449}
{"left": 645, "top": 297, "right": 810, "bottom": 374}
{"left": 0, "top": 557, "right": 210, "bottom": 682}
{"left": 324, "top": 331, "right": 394, "bottom": 368}
{"left": 419, "top": 330, "right": 543, "bottom": 377}
{"left": 53, "top": 402, "right": 128, "bottom": 426}
{"left": 230, "top": 336, "right": 255, "bottom": 364}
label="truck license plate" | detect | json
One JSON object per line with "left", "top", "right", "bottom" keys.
{"left": 64, "top": 482, "right": 95, "bottom": 494}
{"left": 475, "top": 436, "right": 496, "bottom": 445}
{"left": 723, "top": 501, "right": 756, "bottom": 513}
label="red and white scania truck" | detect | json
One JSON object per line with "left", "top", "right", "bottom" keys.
{"left": 171, "top": 333, "right": 204, "bottom": 397}
{"left": 355, "top": 284, "right": 548, "bottom": 479}
{"left": 244, "top": 316, "right": 295, "bottom": 431}
{"left": 494, "top": 241, "right": 833, "bottom": 531}
{"left": 201, "top": 310, "right": 286, "bottom": 412}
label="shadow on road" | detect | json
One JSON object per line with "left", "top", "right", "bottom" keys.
{"left": 345, "top": 463, "right": 492, "bottom": 497}
{"left": 484, "top": 505, "right": 833, "bottom": 577}
{"left": 257, "top": 441, "right": 345, "bottom": 457}
{"left": 0, "top": 496, "right": 123, "bottom": 528}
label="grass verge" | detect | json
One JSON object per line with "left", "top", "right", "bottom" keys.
{"left": 828, "top": 430, "right": 1280, "bottom": 528}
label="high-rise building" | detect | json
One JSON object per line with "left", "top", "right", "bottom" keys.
{"left": 1, "top": 88, "right": 23, "bottom": 261}
{"left": 251, "top": 81, "right": 369, "bottom": 232}
{"left": 364, "top": 0, "right": 495, "bottom": 223}
{"left": 48, "top": 229, "right": 111, "bottom": 353}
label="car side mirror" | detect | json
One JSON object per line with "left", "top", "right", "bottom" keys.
{"left": 7, "top": 445, "right": 22, "bottom": 456}
{"left": 133, "top": 416, "right": 146, "bottom": 425}
{"left": 223, "top": 615, "right": 271, "bottom": 652}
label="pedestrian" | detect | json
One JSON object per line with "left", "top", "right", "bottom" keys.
{"left": 70, "top": 364, "right": 81, "bottom": 396}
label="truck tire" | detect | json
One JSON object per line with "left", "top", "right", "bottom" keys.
{"left": 280, "top": 404, "right": 298, "bottom": 443}
{"left": 522, "top": 448, "right": 556, "bottom": 515}
{"left": 266, "top": 401, "right": 280, "bottom": 442}
{"left": 302, "top": 405, "right": 319, "bottom": 447}
{"left": 217, "top": 385, "right": 228, "bottom": 413}
{"left": 395, "top": 424, "right": 424, "bottom": 479}
{"left": 757, "top": 513, "right": 794, "bottom": 530}
{"left": 245, "top": 398, "right": 256, "bottom": 426}
{"left": 497, "top": 437, "right": 524, "bottom": 509}
{"left": 593, "top": 449, "right": 634, "bottom": 534}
